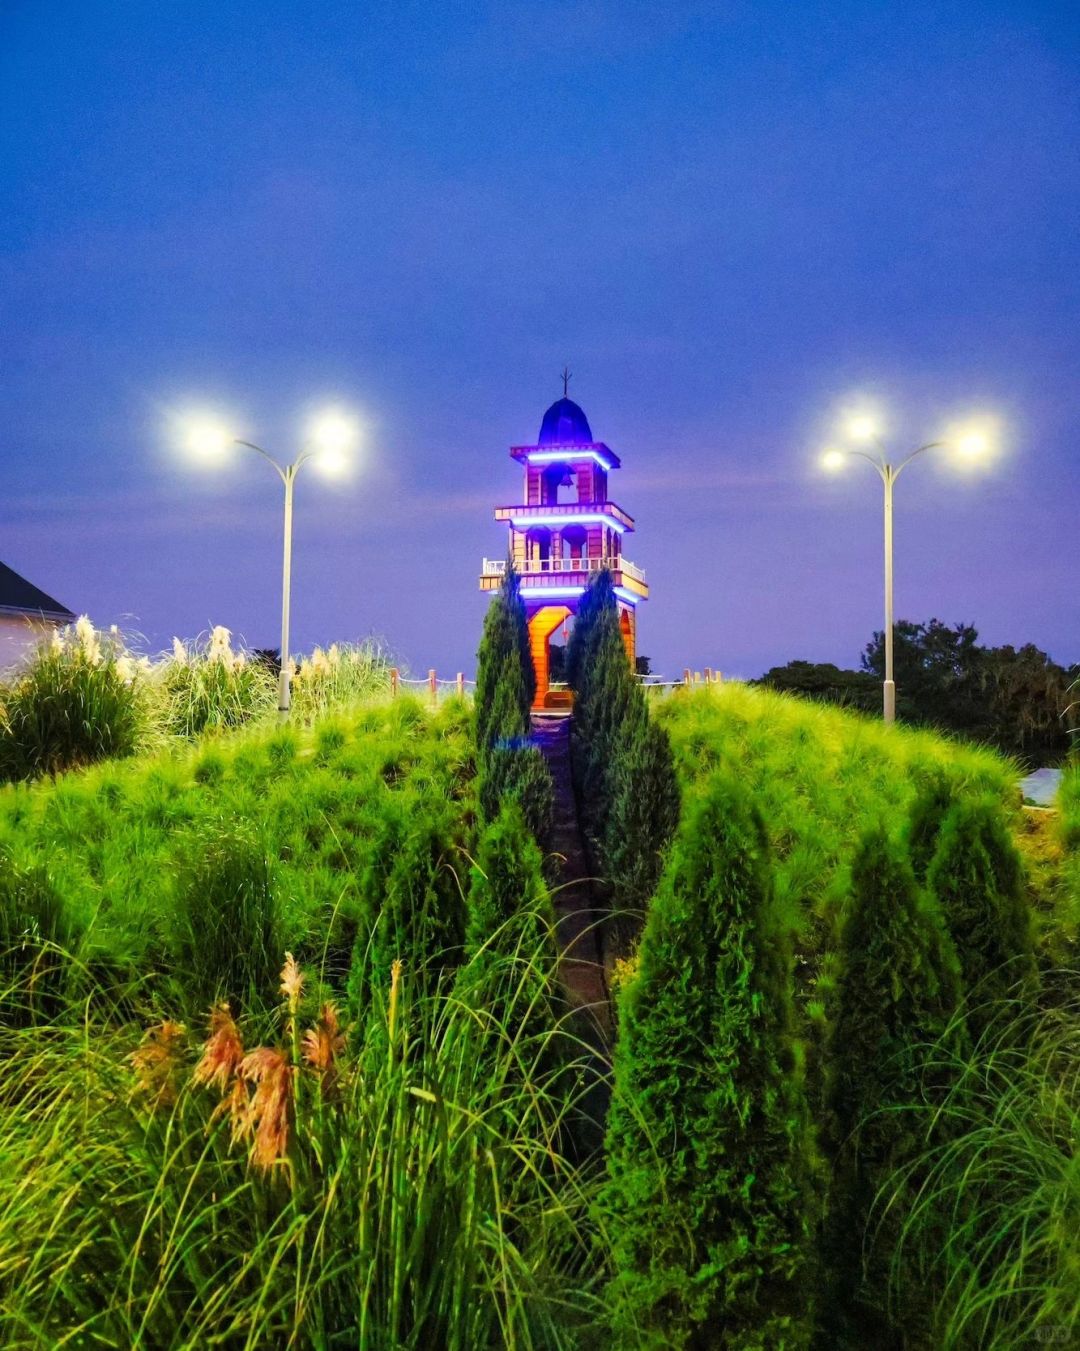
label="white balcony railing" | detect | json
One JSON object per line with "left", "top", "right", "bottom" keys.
{"left": 481, "top": 555, "right": 645, "bottom": 582}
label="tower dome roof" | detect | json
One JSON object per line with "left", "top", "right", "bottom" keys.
{"left": 537, "top": 397, "right": 593, "bottom": 446}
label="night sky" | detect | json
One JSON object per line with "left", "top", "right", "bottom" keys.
{"left": 3, "top": 2, "right": 1077, "bottom": 681}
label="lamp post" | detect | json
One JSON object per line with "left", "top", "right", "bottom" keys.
{"left": 822, "top": 417, "right": 989, "bottom": 723}
{"left": 185, "top": 412, "right": 354, "bottom": 717}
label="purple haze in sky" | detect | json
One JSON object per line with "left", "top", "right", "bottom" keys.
{"left": 1, "top": 2, "right": 1077, "bottom": 681}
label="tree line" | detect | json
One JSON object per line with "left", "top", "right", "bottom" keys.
{"left": 758, "top": 617, "right": 1078, "bottom": 762}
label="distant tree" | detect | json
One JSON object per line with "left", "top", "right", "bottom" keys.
{"left": 862, "top": 619, "right": 985, "bottom": 733}
{"left": 981, "top": 642, "right": 1075, "bottom": 761}
{"left": 755, "top": 659, "right": 880, "bottom": 712}
{"left": 634, "top": 654, "right": 651, "bottom": 677}
{"left": 547, "top": 642, "right": 567, "bottom": 684}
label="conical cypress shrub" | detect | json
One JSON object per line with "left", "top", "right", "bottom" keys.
{"left": 602, "top": 717, "right": 680, "bottom": 956}
{"left": 603, "top": 775, "right": 812, "bottom": 1349}
{"left": 904, "top": 772, "right": 955, "bottom": 883}
{"left": 475, "top": 563, "right": 533, "bottom": 750}
{"left": 349, "top": 803, "right": 465, "bottom": 1017}
{"left": 823, "top": 825, "right": 967, "bottom": 1348}
{"left": 927, "top": 797, "right": 1037, "bottom": 1030}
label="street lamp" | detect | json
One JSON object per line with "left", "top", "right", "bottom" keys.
{"left": 820, "top": 410, "right": 992, "bottom": 723}
{"left": 183, "top": 410, "right": 356, "bottom": 716}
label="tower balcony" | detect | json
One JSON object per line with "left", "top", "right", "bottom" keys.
{"left": 479, "top": 555, "right": 649, "bottom": 601}
{"left": 493, "top": 500, "right": 635, "bottom": 532}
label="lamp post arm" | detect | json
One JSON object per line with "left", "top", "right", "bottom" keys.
{"left": 893, "top": 439, "right": 946, "bottom": 480}
{"left": 234, "top": 439, "right": 290, "bottom": 485}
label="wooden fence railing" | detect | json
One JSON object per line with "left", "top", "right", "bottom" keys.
{"left": 388, "top": 667, "right": 722, "bottom": 702}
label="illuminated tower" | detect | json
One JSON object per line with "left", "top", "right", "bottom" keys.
{"left": 480, "top": 383, "right": 649, "bottom": 709}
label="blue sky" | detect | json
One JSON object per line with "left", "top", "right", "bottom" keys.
{"left": 2, "top": 1, "right": 1077, "bottom": 678}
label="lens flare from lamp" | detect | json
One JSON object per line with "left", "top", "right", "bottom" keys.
{"left": 845, "top": 413, "right": 880, "bottom": 443}
{"left": 186, "top": 421, "right": 232, "bottom": 460}
{"left": 311, "top": 411, "right": 355, "bottom": 453}
{"left": 821, "top": 448, "right": 846, "bottom": 472}
{"left": 956, "top": 430, "right": 989, "bottom": 458}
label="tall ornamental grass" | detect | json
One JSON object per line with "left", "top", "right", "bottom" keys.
{"left": 0, "top": 942, "right": 604, "bottom": 1348}
{"left": 885, "top": 995, "right": 1080, "bottom": 1350}
{"left": 159, "top": 626, "right": 277, "bottom": 737}
{"left": 289, "top": 639, "right": 392, "bottom": 721}
{"left": 0, "top": 618, "right": 155, "bottom": 781}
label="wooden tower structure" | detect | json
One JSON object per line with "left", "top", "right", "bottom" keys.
{"left": 480, "top": 387, "right": 649, "bottom": 709}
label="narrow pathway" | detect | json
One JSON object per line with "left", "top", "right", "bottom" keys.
{"left": 531, "top": 713, "right": 613, "bottom": 1046}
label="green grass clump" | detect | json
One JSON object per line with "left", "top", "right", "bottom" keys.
{"left": 603, "top": 774, "right": 813, "bottom": 1349}
{"left": 887, "top": 996, "right": 1080, "bottom": 1349}
{"left": 170, "top": 822, "right": 282, "bottom": 1011}
{"left": 0, "top": 620, "right": 155, "bottom": 781}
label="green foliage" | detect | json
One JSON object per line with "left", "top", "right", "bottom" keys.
{"left": 904, "top": 771, "right": 956, "bottom": 883}
{"left": 474, "top": 564, "right": 554, "bottom": 847}
{"left": 654, "top": 683, "right": 1017, "bottom": 987}
{"left": 886, "top": 997, "right": 1080, "bottom": 1349}
{"left": 475, "top": 564, "right": 533, "bottom": 750}
{"left": 159, "top": 627, "right": 277, "bottom": 737}
{"left": 289, "top": 640, "right": 393, "bottom": 721}
{"left": 823, "top": 825, "right": 966, "bottom": 1347}
{"left": 603, "top": 775, "right": 813, "bottom": 1349}
{"left": 602, "top": 717, "right": 681, "bottom": 953}
{"left": 755, "top": 658, "right": 881, "bottom": 713}
{"left": 927, "top": 798, "right": 1038, "bottom": 1030}
{"left": 369, "top": 808, "right": 466, "bottom": 993}
{"left": 566, "top": 571, "right": 680, "bottom": 955}
{"left": 0, "top": 853, "right": 77, "bottom": 1020}
{"left": 0, "top": 698, "right": 474, "bottom": 1013}
{"left": 171, "top": 823, "right": 282, "bottom": 1011}
{"left": 0, "top": 621, "right": 153, "bottom": 781}
{"left": 0, "top": 941, "right": 602, "bottom": 1347}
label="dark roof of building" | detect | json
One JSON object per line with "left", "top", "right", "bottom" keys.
{"left": 0, "top": 562, "right": 75, "bottom": 620}
{"left": 538, "top": 397, "right": 593, "bottom": 446}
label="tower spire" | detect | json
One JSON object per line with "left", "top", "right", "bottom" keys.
{"left": 561, "top": 365, "right": 571, "bottom": 398}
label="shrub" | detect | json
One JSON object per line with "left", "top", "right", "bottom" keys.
{"left": 603, "top": 775, "right": 813, "bottom": 1349}
{"left": 0, "top": 619, "right": 153, "bottom": 781}
{"left": 822, "top": 825, "right": 967, "bottom": 1347}
{"left": 927, "top": 797, "right": 1038, "bottom": 1031}
{"left": 565, "top": 571, "right": 680, "bottom": 957}
{"left": 362, "top": 807, "right": 466, "bottom": 1004}
{"left": 474, "top": 564, "right": 533, "bottom": 750}
{"left": 158, "top": 627, "right": 276, "bottom": 738}
{"left": 170, "top": 823, "right": 281, "bottom": 1012}
{"left": 474, "top": 565, "right": 554, "bottom": 848}
{"left": 603, "top": 716, "right": 680, "bottom": 952}
{"left": 904, "top": 770, "right": 956, "bottom": 883}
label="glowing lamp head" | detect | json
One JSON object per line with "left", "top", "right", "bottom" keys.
{"left": 309, "top": 411, "right": 356, "bottom": 475}
{"left": 186, "top": 421, "right": 232, "bottom": 460}
{"left": 821, "top": 448, "right": 847, "bottom": 472}
{"left": 955, "top": 429, "right": 989, "bottom": 458}
{"left": 845, "top": 413, "right": 880, "bottom": 444}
